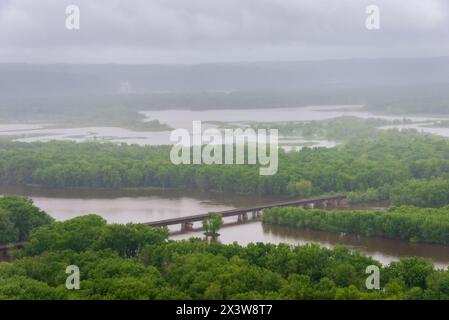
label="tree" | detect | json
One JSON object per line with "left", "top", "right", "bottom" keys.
{"left": 262, "top": 206, "right": 449, "bottom": 245}
{"left": 23, "top": 215, "right": 169, "bottom": 258}
{"left": 24, "top": 214, "right": 107, "bottom": 256}
{"left": 0, "top": 276, "right": 66, "bottom": 300}
{"left": 93, "top": 224, "right": 169, "bottom": 258}
{"left": 287, "top": 179, "right": 313, "bottom": 197}
{"left": 0, "top": 208, "right": 18, "bottom": 244}
{"left": 0, "top": 196, "right": 53, "bottom": 244}
{"left": 202, "top": 213, "right": 224, "bottom": 237}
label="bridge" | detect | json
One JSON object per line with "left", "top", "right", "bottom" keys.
{"left": 0, "top": 195, "right": 346, "bottom": 257}
{"left": 145, "top": 195, "right": 347, "bottom": 231}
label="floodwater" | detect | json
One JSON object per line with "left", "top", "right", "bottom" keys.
{"left": 381, "top": 123, "right": 449, "bottom": 138}
{"left": 4, "top": 105, "right": 449, "bottom": 149}
{"left": 0, "top": 125, "right": 173, "bottom": 146}
{"left": 1, "top": 185, "right": 449, "bottom": 268}
{"left": 141, "top": 105, "right": 449, "bottom": 129}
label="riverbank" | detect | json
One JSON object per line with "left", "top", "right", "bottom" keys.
{"left": 262, "top": 206, "right": 449, "bottom": 245}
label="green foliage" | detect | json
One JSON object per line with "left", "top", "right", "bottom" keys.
{"left": 0, "top": 196, "right": 53, "bottom": 244}
{"left": 202, "top": 213, "right": 224, "bottom": 236}
{"left": 0, "top": 276, "right": 66, "bottom": 300}
{"left": 138, "top": 239, "right": 449, "bottom": 300}
{"left": 287, "top": 179, "right": 313, "bottom": 197}
{"left": 23, "top": 215, "right": 169, "bottom": 257}
{"left": 251, "top": 116, "right": 393, "bottom": 142}
{"left": 384, "top": 258, "right": 434, "bottom": 289}
{"left": 93, "top": 223, "right": 169, "bottom": 258}
{"left": 1, "top": 131, "right": 449, "bottom": 203}
{"left": 262, "top": 206, "right": 449, "bottom": 245}
{"left": 390, "top": 179, "right": 449, "bottom": 208}
{"left": 0, "top": 208, "right": 18, "bottom": 244}
{"left": 1, "top": 219, "right": 449, "bottom": 300}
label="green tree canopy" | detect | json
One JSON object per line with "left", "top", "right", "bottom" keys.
{"left": 0, "top": 196, "right": 53, "bottom": 244}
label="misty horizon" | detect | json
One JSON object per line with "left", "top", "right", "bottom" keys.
{"left": 1, "top": 0, "right": 449, "bottom": 64}
{"left": 3, "top": 55, "right": 449, "bottom": 66}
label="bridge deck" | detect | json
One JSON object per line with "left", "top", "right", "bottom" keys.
{"left": 1, "top": 195, "right": 346, "bottom": 251}
{"left": 145, "top": 195, "right": 346, "bottom": 227}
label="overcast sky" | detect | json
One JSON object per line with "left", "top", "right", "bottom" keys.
{"left": 1, "top": 0, "right": 449, "bottom": 64}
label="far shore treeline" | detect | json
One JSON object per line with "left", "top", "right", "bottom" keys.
{"left": 1, "top": 130, "right": 449, "bottom": 207}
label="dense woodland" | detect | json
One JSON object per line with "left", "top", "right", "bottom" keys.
{"left": 262, "top": 206, "right": 449, "bottom": 245}
{"left": 1, "top": 130, "right": 449, "bottom": 207}
{"left": 0, "top": 197, "right": 53, "bottom": 244}
{"left": 250, "top": 116, "right": 399, "bottom": 142}
{"left": 1, "top": 203, "right": 449, "bottom": 300}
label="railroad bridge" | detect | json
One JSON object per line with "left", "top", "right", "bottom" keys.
{"left": 0, "top": 195, "right": 347, "bottom": 256}
{"left": 145, "top": 195, "right": 347, "bottom": 232}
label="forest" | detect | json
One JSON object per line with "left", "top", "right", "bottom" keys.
{"left": 249, "top": 116, "right": 400, "bottom": 142}
{"left": 1, "top": 200, "right": 449, "bottom": 300}
{"left": 262, "top": 206, "right": 449, "bottom": 245}
{"left": 0, "top": 196, "right": 53, "bottom": 244}
{"left": 1, "top": 130, "right": 449, "bottom": 207}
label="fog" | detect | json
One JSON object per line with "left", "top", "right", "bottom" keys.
{"left": 1, "top": 0, "right": 449, "bottom": 64}
{"left": 0, "top": 1, "right": 448, "bottom": 118}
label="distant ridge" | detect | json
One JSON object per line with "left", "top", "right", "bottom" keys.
{"left": 1, "top": 57, "right": 449, "bottom": 97}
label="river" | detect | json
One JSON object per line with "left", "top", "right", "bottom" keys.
{"left": 2, "top": 105, "right": 449, "bottom": 267}
{"left": 1, "top": 185, "right": 448, "bottom": 269}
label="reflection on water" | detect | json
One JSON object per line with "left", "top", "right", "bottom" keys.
{"left": 263, "top": 224, "right": 449, "bottom": 269}
{"left": 172, "top": 221, "right": 449, "bottom": 269}
{"left": 1, "top": 185, "right": 449, "bottom": 268}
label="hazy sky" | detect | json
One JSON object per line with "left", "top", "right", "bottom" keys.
{"left": 1, "top": 0, "right": 449, "bottom": 64}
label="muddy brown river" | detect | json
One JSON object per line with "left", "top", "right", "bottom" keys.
{"left": 1, "top": 185, "right": 448, "bottom": 268}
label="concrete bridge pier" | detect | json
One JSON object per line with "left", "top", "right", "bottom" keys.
{"left": 251, "top": 210, "right": 261, "bottom": 219}
{"left": 319, "top": 200, "right": 333, "bottom": 210}
{"left": 323, "top": 200, "right": 328, "bottom": 209}
{"left": 332, "top": 200, "right": 340, "bottom": 208}
{"left": 181, "top": 222, "right": 194, "bottom": 232}
{"left": 327, "top": 198, "right": 342, "bottom": 208}
{"left": 238, "top": 212, "right": 248, "bottom": 223}
{"left": 335, "top": 198, "right": 345, "bottom": 207}
{"left": 305, "top": 202, "right": 315, "bottom": 209}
